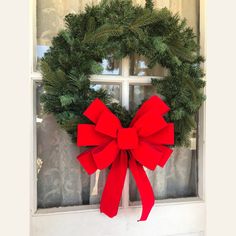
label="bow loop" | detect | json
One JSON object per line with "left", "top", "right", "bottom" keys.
{"left": 77, "top": 124, "right": 111, "bottom": 146}
{"left": 145, "top": 123, "right": 174, "bottom": 146}
{"left": 95, "top": 110, "right": 121, "bottom": 138}
{"left": 77, "top": 148, "right": 97, "bottom": 174}
{"left": 130, "top": 96, "right": 170, "bottom": 126}
{"left": 83, "top": 98, "right": 109, "bottom": 123}
{"left": 132, "top": 109, "right": 168, "bottom": 137}
{"left": 131, "top": 141, "right": 163, "bottom": 170}
{"left": 92, "top": 140, "right": 119, "bottom": 170}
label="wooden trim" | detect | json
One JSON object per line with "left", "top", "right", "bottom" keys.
{"left": 32, "top": 201, "right": 205, "bottom": 236}
{"left": 197, "top": 0, "right": 206, "bottom": 201}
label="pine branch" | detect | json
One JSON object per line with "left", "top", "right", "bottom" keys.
{"left": 145, "top": 0, "right": 154, "bottom": 10}
{"left": 86, "top": 16, "right": 96, "bottom": 32}
{"left": 129, "top": 27, "right": 145, "bottom": 39}
{"left": 168, "top": 41, "right": 195, "bottom": 62}
{"left": 59, "top": 95, "right": 76, "bottom": 107}
{"left": 182, "top": 76, "right": 197, "bottom": 102}
{"left": 83, "top": 24, "right": 124, "bottom": 43}
{"left": 130, "top": 11, "right": 159, "bottom": 29}
{"left": 41, "top": 61, "right": 68, "bottom": 94}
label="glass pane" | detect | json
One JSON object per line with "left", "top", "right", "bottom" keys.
{"left": 36, "top": 0, "right": 121, "bottom": 74}
{"left": 130, "top": 54, "right": 168, "bottom": 77}
{"left": 36, "top": 82, "right": 121, "bottom": 208}
{"left": 129, "top": 85, "right": 198, "bottom": 202}
{"left": 37, "top": 0, "right": 94, "bottom": 50}
{"left": 181, "top": 0, "right": 199, "bottom": 35}
{"left": 99, "top": 57, "right": 121, "bottom": 75}
{"left": 91, "top": 83, "right": 121, "bottom": 104}
{"left": 129, "top": 84, "right": 157, "bottom": 109}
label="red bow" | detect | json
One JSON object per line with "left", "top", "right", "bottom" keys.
{"left": 77, "top": 96, "right": 174, "bottom": 221}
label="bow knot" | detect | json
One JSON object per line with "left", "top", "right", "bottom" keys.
{"left": 117, "top": 128, "right": 138, "bottom": 149}
{"left": 77, "top": 96, "right": 174, "bottom": 221}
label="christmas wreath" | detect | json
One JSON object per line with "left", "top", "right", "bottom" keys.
{"left": 40, "top": 0, "right": 206, "bottom": 221}
{"left": 41, "top": 0, "right": 205, "bottom": 147}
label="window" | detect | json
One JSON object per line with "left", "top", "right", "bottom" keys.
{"left": 34, "top": 0, "right": 201, "bottom": 211}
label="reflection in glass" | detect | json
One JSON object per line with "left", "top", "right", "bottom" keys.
{"left": 36, "top": 82, "right": 121, "bottom": 208}
{"left": 91, "top": 83, "right": 121, "bottom": 104}
{"left": 100, "top": 56, "right": 121, "bottom": 75}
{"left": 37, "top": 45, "right": 49, "bottom": 60}
{"left": 36, "top": 45, "right": 49, "bottom": 70}
{"left": 129, "top": 85, "right": 198, "bottom": 202}
{"left": 36, "top": 47, "right": 121, "bottom": 75}
{"left": 36, "top": 0, "right": 121, "bottom": 74}
{"left": 129, "top": 85, "right": 157, "bottom": 109}
{"left": 130, "top": 54, "right": 168, "bottom": 77}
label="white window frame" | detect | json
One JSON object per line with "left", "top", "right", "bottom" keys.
{"left": 30, "top": 1, "right": 205, "bottom": 233}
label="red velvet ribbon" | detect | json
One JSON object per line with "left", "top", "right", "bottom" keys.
{"left": 77, "top": 96, "right": 174, "bottom": 221}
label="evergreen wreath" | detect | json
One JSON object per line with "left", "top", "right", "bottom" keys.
{"left": 41, "top": 0, "right": 205, "bottom": 147}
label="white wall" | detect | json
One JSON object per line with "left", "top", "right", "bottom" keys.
{"left": 0, "top": 0, "right": 30, "bottom": 235}
{"left": 205, "top": 0, "right": 236, "bottom": 235}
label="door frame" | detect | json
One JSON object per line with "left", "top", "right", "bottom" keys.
{"left": 30, "top": 0, "right": 206, "bottom": 235}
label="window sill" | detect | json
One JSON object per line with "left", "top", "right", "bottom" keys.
{"left": 33, "top": 196, "right": 204, "bottom": 217}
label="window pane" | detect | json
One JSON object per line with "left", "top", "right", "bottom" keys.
{"left": 129, "top": 85, "right": 198, "bottom": 202}
{"left": 129, "top": 84, "right": 157, "bottom": 109}
{"left": 36, "top": 0, "right": 121, "bottom": 74}
{"left": 91, "top": 83, "right": 121, "bottom": 103}
{"left": 99, "top": 57, "right": 121, "bottom": 75}
{"left": 130, "top": 54, "right": 168, "bottom": 77}
{"left": 37, "top": 0, "right": 98, "bottom": 48}
{"left": 36, "top": 82, "right": 121, "bottom": 208}
{"left": 181, "top": 0, "right": 199, "bottom": 35}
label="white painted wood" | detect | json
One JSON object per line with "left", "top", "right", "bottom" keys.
{"left": 34, "top": 197, "right": 199, "bottom": 214}
{"left": 31, "top": 82, "right": 38, "bottom": 214}
{"left": 31, "top": 0, "right": 37, "bottom": 72}
{"left": 33, "top": 72, "right": 162, "bottom": 83}
{"left": 175, "top": 233, "right": 204, "bottom": 236}
{"left": 1, "top": 1, "right": 31, "bottom": 235}
{"left": 121, "top": 57, "right": 130, "bottom": 208}
{"left": 32, "top": 201, "right": 205, "bottom": 236}
{"left": 121, "top": 57, "right": 130, "bottom": 109}
{"left": 30, "top": 0, "right": 38, "bottom": 216}
{"left": 197, "top": 0, "right": 206, "bottom": 201}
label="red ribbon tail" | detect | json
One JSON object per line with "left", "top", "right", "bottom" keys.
{"left": 129, "top": 157, "right": 155, "bottom": 221}
{"left": 100, "top": 151, "right": 128, "bottom": 218}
